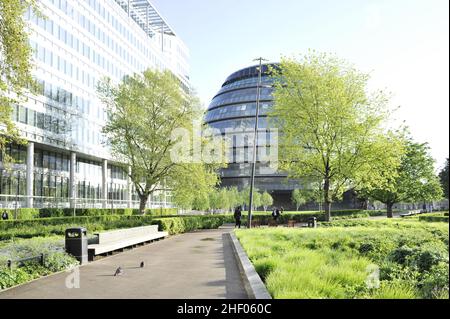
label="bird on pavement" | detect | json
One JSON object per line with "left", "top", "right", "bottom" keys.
{"left": 140, "top": 261, "right": 145, "bottom": 268}
{"left": 114, "top": 266, "right": 124, "bottom": 276}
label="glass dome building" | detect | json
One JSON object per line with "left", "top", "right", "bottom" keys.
{"left": 204, "top": 64, "right": 299, "bottom": 207}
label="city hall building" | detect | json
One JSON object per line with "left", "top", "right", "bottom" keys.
{"left": 205, "top": 64, "right": 301, "bottom": 208}
{"left": 0, "top": 0, "right": 189, "bottom": 209}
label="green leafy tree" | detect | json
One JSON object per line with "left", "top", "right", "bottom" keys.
{"left": 170, "top": 163, "right": 219, "bottom": 211}
{"left": 240, "top": 187, "right": 262, "bottom": 211}
{"left": 438, "top": 158, "right": 449, "bottom": 199}
{"left": 261, "top": 191, "right": 273, "bottom": 211}
{"left": 226, "top": 186, "right": 241, "bottom": 212}
{"left": 0, "top": 0, "right": 38, "bottom": 160}
{"left": 367, "top": 139, "right": 443, "bottom": 217}
{"left": 269, "top": 51, "right": 403, "bottom": 221}
{"left": 98, "top": 69, "right": 219, "bottom": 214}
{"left": 291, "top": 189, "right": 308, "bottom": 211}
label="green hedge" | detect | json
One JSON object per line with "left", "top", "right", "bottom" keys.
{"left": 1, "top": 207, "right": 179, "bottom": 220}
{"left": 239, "top": 210, "right": 384, "bottom": 224}
{"left": 419, "top": 216, "right": 449, "bottom": 223}
{"left": 1, "top": 208, "right": 40, "bottom": 220}
{"left": 152, "top": 215, "right": 230, "bottom": 235}
{"left": 0, "top": 214, "right": 229, "bottom": 240}
{"left": 0, "top": 215, "right": 155, "bottom": 240}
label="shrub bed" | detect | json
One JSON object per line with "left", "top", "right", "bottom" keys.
{"left": 239, "top": 210, "right": 384, "bottom": 224}
{"left": 0, "top": 237, "right": 79, "bottom": 290}
{"left": 1, "top": 207, "right": 179, "bottom": 220}
{"left": 152, "top": 215, "right": 231, "bottom": 235}
{"left": 419, "top": 216, "right": 449, "bottom": 223}
{"left": 236, "top": 219, "right": 449, "bottom": 299}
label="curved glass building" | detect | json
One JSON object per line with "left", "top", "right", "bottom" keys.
{"left": 204, "top": 64, "right": 299, "bottom": 207}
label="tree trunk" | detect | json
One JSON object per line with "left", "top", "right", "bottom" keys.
{"left": 139, "top": 194, "right": 149, "bottom": 215}
{"left": 324, "top": 178, "right": 332, "bottom": 222}
{"left": 386, "top": 202, "right": 394, "bottom": 218}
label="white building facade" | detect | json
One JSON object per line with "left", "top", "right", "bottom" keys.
{"left": 0, "top": 0, "right": 189, "bottom": 209}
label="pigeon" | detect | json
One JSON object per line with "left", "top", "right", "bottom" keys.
{"left": 140, "top": 261, "right": 145, "bottom": 268}
{"left": 114, "top": 266, "right": 124, "bottom": 276}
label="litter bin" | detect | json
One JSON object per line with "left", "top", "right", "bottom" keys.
{"left": 65, "top": 227, "right": 88, "bottom": 265}
{"left": 307, "top": 217, "right": 317, "bottom": 228}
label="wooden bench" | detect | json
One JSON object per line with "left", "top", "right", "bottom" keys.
{"left": 287, "top": 220, "right": 296, "bottom": 227}
{"left": 268, "top": 220, "right": 278, "bottom": 227}
{"left": 251, "top": 220, "right": 261, "bottom": 228}
{"left": 88, "top": 225, "right": 168, "bottom": 261}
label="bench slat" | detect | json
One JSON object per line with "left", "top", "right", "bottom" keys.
{"left": 88, "top": 232, "right": 168, "bottom": 255}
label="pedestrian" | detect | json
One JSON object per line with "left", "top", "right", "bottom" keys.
{"left": 272, "top": 207, "right": 280, "bottom": 222}
{"left": 1, "top": 210, "right": 8, "bottom": 220}
{"left": 234, "top": 206, "right": 242, "bottom": 228}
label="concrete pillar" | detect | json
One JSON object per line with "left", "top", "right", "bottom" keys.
{"left": 102, "top": 159, "right": 107, "bottom": 208}
{"left": 69, "top": 152, "right": 76, "bottom": 208}
{"left": 127, "top": 165, "right": 132, "bottom": 208}
{"left": 26, "top": 142, "right": 34, "bottom": 208}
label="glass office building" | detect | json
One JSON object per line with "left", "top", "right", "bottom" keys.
{"left": 205, "top": 64, "right": 300, "bottom": 207}
{"left": 0, "top": 0, "right": 189, "bottom": 209}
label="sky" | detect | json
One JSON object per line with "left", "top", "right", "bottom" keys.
{"left": 151, "top": 0, "right": 449, "bottom": 170}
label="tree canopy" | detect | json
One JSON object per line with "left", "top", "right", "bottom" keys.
{"left": 0, "top": 0, "right": 37, "bottom": 160}
{"left": 366, "top": 138, "right": 443, "bottom": 217}
{"left": 270, "top": 51, "right": 403, "bottom": 221}
{"left": 98, "top": 69, "right": 221, "bottom": 213}
{"left": 438, "top": 158, "right": 449, "bottom": 199}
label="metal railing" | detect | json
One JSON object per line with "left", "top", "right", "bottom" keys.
{"left": 0, "top": 194, "right": 175, "bottom": 210}
{"left": 5, "top": 253, "right": 46, "bottom": 270}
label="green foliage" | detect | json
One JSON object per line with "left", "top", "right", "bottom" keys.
{"left": 0, "top": 236, "right": 78, "bottom": 290}
{"left": 291, "top": 189, "right": 309, "bottom": 210}
{"left": 98, "top": 68, "right": 221, "bottom": 213}
{"left": 1, "top": 208, "right": 39, "bottom": 220}
{"left": 438, "top": 158, "right": 449, "bottom": 199}
{"left": 366, "top": 138, "right": 443, "bottom": 216}
{"left": 0, "top": 0, "right": 38, "bottom": 157}
{"left": 260, "top": 192, "right": 274, "bottom": 211}
{"left": 269, "top": 51, "right": 403, "bottom": 221}
{"left": 236, "top": 219, "right": 448, "bottom": 299}
{"left": 152, "top": 215, "right": 228, "bottom": 235}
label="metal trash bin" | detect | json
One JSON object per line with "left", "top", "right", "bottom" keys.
{"left": 307, "top": 217, "right": 317, "bottom": 228}
{"left": 65, "top": 227, "right": 88, "bottom": 265}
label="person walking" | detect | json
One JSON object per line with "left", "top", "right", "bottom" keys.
{"left": 234, "top": 206, "right": 242, "bottom": 228}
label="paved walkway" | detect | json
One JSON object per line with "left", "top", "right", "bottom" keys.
{"left": 0, "top": 226, "right": 248, "bottom": 299}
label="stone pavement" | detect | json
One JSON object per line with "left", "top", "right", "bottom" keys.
{"left": 0, "top": 226, "right": 248, "bottom": 299}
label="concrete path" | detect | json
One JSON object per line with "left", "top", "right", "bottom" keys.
{"left": 0, "top": 226, "right": 248, "bottom": 299}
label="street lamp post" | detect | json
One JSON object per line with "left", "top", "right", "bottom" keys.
{"left": 248, "top": 57, "right": 268, "bottom": 229}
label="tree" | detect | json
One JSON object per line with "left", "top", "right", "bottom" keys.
{"left": 367, "top": 139, "right": 443, "bottom": 217}
{"left": 438, "top": 158, "right": 449, "bottom": 199}
{"left": 261, "top": 191, "right": 273, "bottom": 211}
{"left": 98, "top": 69, "right": 218, "bottom": 214}
{"left": 226, "top": 186, "right": 241, "bottom": 212}
{"left": 0, "top": 0, "right": 38, "bottom": 159}
{"left": 170, "top": 163, "right": 219, "bottom": 211}
{"left": 291, "top": 189, "right": 308, "bottom": 211}
{"left": 269, "top": 51, "right": 403, "bottom": 221}
{"left": 240, "top": 187, "right": 262, "bottom": 211}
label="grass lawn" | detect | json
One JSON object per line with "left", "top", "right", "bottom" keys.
{"left": 235, "top": 219, "right": 449, "bottom": 299}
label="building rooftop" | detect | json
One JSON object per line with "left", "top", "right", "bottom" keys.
{"left": 114, "top": 0, "right": 177, "bottom": 37}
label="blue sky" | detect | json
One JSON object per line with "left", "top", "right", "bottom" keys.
{"left": 152, "top": 0, "right": 449, "bottom": 169}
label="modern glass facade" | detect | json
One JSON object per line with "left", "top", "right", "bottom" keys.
{"left": 0, "top": 0, "right": 188, "bottom": 209}
{"left": 204, "top": 64, "right": 300, "bottom": 207}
